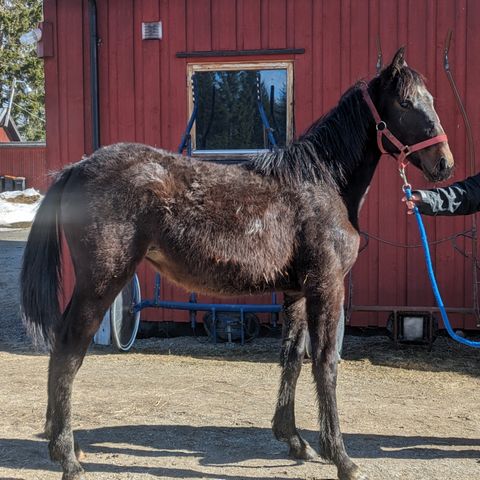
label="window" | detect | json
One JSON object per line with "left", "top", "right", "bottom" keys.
{"left": 187, "top": 62, "right": 293, "bottom": 157}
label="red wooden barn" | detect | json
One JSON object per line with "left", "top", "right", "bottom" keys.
{"left": 36, "top": 0, "right": 480, "bottom": 330}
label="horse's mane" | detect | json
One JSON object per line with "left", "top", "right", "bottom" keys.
{"left": 244, "top": 82, "right": 373, "bottom": 188}
{"left": 245, "top": 64, "right": 425, "bottom": 188}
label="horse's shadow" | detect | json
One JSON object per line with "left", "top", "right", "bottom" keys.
{"left": 0, "top": 424, "right": 479, "bottom": 478}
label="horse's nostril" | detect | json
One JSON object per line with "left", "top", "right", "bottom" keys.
{"left": 439, "top": 157, "right": 448, "bottom": 171}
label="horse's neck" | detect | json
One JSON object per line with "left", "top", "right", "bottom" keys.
{"left": 340, "top": 148, "right": 381, "bottom": 231}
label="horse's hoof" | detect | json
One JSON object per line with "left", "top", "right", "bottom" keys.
{"left": 61, "top": 469, "right": 86, "bottom": 480}
{"left": 288, "top": 440, "right": 318, "bottom": 461}
{"left": 338, "top": 465, "right": 369, "bottom": 480}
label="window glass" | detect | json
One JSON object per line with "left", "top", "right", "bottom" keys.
{"left": 194, "top": 68, "right": 288, "bottom": 152}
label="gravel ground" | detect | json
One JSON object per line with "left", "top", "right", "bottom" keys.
{"left": 0, "top": 228, "right": 29, "bottom": 347}
{"left": 1, "top": 228, "right": 480, "bottom": 480}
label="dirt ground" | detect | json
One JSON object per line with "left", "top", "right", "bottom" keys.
{"left": 1, "top": 229, "right": 480, "bottom": 480}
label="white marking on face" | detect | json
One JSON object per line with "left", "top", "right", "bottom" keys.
{"left": 413, "top": 85, "right": 433, "bottom": 107}
{"left": 412, "top": 85, "right": 444, "bottom": 133}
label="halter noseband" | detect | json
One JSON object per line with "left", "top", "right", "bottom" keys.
{"left": 360, "top": 83, "right": 448, "bottom": 169}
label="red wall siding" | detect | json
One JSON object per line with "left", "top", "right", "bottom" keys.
{"left": 43, "top": 0, "right": 480, "bottom": 328}
{"left": 0, "top": 144, "right": 47, "bottom": 191}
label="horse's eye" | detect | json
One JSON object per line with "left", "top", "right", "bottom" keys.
{"left": 399, "top": 100, "right": 412, "bottom": 109}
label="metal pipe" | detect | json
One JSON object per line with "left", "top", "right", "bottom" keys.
{"left": 178, "top": 74, "right": 198, "bottom": 154}
{"left": 256, "top": 73, "right": 277, "bottom": 148}
{"left": 88, "top": 0, "right": 100, "bottom": 151}
{"left": 134, "top": 299, "right": 282, "bottom": 314}
{"left": 375, "top": 35, "right": 383, "bottom": 74}
{"left": 154, "top": 272, "right": 161, "bottom": 304}
{"left": 351, "top": 304, "right": 476, "bottom": 314}
{"left": 189, "top": 292, "right": 197, "bottom": 330}
{"left": 4, "top": 79, "right": 17, "bottom": 126}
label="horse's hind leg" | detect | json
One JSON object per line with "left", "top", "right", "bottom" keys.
{"left": 44, "top": 300, "right": 72, "bottom": 442}
{"left": 272, "top": 294, "right": 317, "bottom": 460}
{"left": 46, "top": 285, "right": 124, "bottom": 480}
{"left": 47, "top": 246, "right": 144, "bottom": 479}
{"left": 44, "top": 303, "right": 85, "bottom": 462}
{"left": 306, "top": 276, "right": 367, "bottom": 480}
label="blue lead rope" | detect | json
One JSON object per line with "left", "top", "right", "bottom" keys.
{"left": 404, "top": 184, "right": 480, "bottom": 348}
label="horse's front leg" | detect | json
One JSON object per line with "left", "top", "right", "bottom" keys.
{"left": 306, "top": 278, "right": 368, "bottom": 480}
{"left": 272, "top": 294, "right": 317, "bottom": 460}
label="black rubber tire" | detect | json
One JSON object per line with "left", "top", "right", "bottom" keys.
{"left": 110, "top": 274, "right": 141, "bottom": 351}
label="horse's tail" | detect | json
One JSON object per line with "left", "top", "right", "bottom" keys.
{"left": 21, "top": 168, "right": 73, "bottom": 350}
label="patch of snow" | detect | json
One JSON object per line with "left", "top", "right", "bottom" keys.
{"left": 0, "top": 188, "right": 43, "bottom": 227}
{"left": 0, "top": 188, "right": 40, "bottom": 200}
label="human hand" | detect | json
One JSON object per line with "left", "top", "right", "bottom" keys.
{"left": 401, "top": 193, "right": 421, "bottom": 215}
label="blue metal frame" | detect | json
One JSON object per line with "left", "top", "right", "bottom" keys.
{"left": 256, "top": 73, "right": 278, "bottom": 149}
{"left": 132, "top": 72, "right": 282, "bottom": 344}
{"left": 177, "top": 74, "right": 199, "bottom": 156}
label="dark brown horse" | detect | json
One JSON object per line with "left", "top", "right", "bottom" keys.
{"left": 21, "top": 49, "right": 453, "bottom": 480}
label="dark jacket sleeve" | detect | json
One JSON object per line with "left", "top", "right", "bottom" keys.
{"left": 413, "top": 172, "right": 480, "bottom": 216}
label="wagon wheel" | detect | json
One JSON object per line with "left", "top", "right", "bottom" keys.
{"left": 203, "top": 312, "right": 260, "bottom": 342}
{"left": 110, "top": 274, "right": 141, "bottom": 351}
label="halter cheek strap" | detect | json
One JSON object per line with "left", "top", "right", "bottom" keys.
{"left": 360, "top": 84, "right": 448, "bottom": 169}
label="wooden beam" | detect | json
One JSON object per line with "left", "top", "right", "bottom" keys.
{"left": 176, "top": 48, "right": 305, "bottom": 58}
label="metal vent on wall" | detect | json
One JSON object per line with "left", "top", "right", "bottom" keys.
{"left": 142, "top": 22, "right": 162, "bottom": 40}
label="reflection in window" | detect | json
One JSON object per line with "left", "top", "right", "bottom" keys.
{"left": 194, "top": 69, "right": 288, "bottom": 151}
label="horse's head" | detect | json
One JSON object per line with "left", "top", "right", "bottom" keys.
{"left": 371, "top": 47, "right": 454, "bottom": 182}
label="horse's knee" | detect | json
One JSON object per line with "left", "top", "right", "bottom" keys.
{"left": 280, "top": 327, "right": 307, "bottom": 364}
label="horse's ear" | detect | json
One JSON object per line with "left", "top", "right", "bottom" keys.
{"left": 381, "top": 46, "right": 407, "bottom": 80}
{"left": 391, "top": 47, "right": 407, "bottom": 69}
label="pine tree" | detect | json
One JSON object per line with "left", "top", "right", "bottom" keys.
{"left": 0, "top": 0, "right": 45, "bottom": 141}
{"left": 194, "top": 69, "right": 288, "bottom": 151}
{"left": 274, "top": 84, "right": 288, "bottom": 146}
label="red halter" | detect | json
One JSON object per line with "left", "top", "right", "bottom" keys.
{"left": 360, "top": 84, "right": 448, "bottom": 169}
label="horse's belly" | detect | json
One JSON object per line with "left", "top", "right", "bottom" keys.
{"left": 145, "top": 247, "right": 290, "bottom": 297}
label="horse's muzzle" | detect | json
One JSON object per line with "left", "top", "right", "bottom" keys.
{"left": 422, "top": 142, "right": 454, "bottom": 182}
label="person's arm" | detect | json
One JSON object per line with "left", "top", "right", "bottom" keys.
{"left": 404, "top": 173, "right": 480, "bottom": 216}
